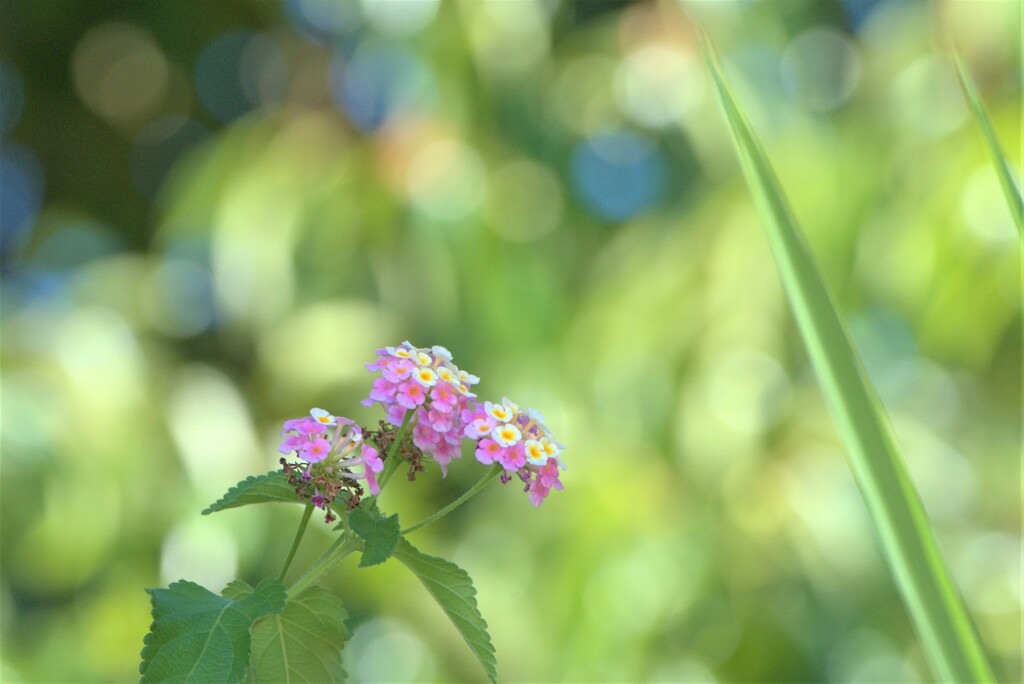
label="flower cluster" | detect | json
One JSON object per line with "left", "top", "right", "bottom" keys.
{"left": 278, "top": 342, "right": 565, "bottom": 514}
{"left": 463, "top": 398, "right": 566, "bottom": 506}
{"left": 279, "top": 409, "right": 383, "bottom": 521}
{"left": 362, "top": 342, "right": 479, "bottom": 475}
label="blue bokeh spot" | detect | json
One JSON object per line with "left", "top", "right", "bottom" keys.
{"left": 571, "top": 130, "right": 666, "bottom": 222}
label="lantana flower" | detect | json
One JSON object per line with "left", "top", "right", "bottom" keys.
{"left": 362, "top": 341, "right": 480, "bottom": 475}
{"left": 463, "top": 398, "right": 566, "bottom": 506}
{"left": 278, "top": 409, "right": 383, "bottom": 521}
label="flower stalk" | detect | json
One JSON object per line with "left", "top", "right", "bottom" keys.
{"left": 377, "top": 409, "right": 414, "bottom": 492}
{"left": 278, "top": 501, "right": 314, "bottom": 580}
{"left": 287, "top": 532, "right": 362, "bottom": 598}
{"left": 403, "top": 464, "right": 504, "bottom": 535}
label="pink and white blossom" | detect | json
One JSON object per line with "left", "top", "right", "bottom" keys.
{"left": 362, "top": 341, "right": 481, "bottom": 475}
{"left": 465, "top": 398, "right": 566, "bottom": 506}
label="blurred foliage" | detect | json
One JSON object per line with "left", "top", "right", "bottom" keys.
{"left": 0, "top": 0, "right": 1020, "bottom": 682}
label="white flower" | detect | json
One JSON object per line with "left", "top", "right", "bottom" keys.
{"left": 309, "top": 408, "right": 337, "bottom": 427}
{"left": 524, "top": 439, "right": 548, "bottom": 465}
{"left": 412, "top": 367, "right": 438, "bottom": 387}
{"left": 485, "top": 401, "right": 513, "bottom": 423}
{"left": 541, "top": 439, "right": 561, "bottom": 458}
{"left": 387, "top": 345, "right": 413, "bottom": 359}
{"left": 492, "top": 423, "right": 522, "bottom": 447}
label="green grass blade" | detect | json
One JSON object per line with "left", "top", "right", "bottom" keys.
{"left": 700, "top": 34, "right": 996, "bottom": 683}
{"left": 953, "top": 52, "right": 1023, "bottom": 235}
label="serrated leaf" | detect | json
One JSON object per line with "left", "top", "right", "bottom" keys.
{"left": 393, "top": 538, "right": 496, "bottom": 683}
{"left": 139, "top": 578, "right": 286, "bottom": 683}
{"left": 348, "top": 505, "right": 401, "bottom": 568}
{"left": 220, "top": 580, "right": 254, "bottom": 601}
{"left": 202, "top": 471, "right": 300, "bottom": 515}
{"left": 251, "top": 586, "right": 350, "bottom": 683}
{"left": 702, "top": 34, "right": 996, "bottom": 684}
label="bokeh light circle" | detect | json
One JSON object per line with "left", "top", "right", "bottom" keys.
{"left": 0, "top": 143, "right": 45, "bottom": 251}
{"left": 283, "top": 0, "right": 362, "bottom": 42}
{"left": 571, "top": 129, "right": 666, "bottom": 221}
{"left": 361, "top": 0, "right": 439, "bottom": 36}
{"left": 348, "top": 618, "right": 435, "bottom": 682}
{"left": 892, "top": 54, "right": 967, "bottom": 136}
{"left": 72, "top": 23, "right": 170, "bottom": 127}
{"left": 195, "top": 31, "right": 288, "bottom": 122}
{"left": 552, "top": 56, "right": 618, "bottom": 135}
{"left": 469, "top": 0, "right": 552, "bottom": 74}
{"left": 487, "top": 159, "right": 564, "bottom": 242}
{"left": 615, "top": 44, "right": 702, "bottom": 127}
{"left": 960, "top": 165, "right": 1018, "bottom": 245}
{"left": 780, "top": 27, "right": 861, "bottom": 112}
{"left": 141, "top": 258, "right": 217, "bottom": 337}
{"left": 331, "top": 40, "right": 436, "bottom": 132}
{"left": 406, "top": 137, "right": 487, "bottom": 222}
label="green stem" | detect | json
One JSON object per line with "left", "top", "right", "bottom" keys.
{"left": 278, "top": 502, "right": 314, "bottom": 580}
{"left": 377, "top": 410, "right": 415, "bottom": 491}
{"left": 288, "top": 532, "right": 362, "bottom": 597}
{"left": 402, "top": 463, "right": 504, "bottom": 535}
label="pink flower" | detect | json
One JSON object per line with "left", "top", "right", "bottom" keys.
{"left": 279, "top": 411, "right": 396, "bottom": 518}
{"left": 432, "top": 439, "right": 458, "bottom": 476}
{"left": 426, "top": 407, "right": 453, "bottom": 432}
{"left": 463, "top": 407, "right": 496, "bottom": 439}
{"left": 361, "top": 445, "right": 383, "bottom": 495}
{"left": 387, "top": 404, "right": 408, "bottom": 426}
{"left": 397, "top": 381, "right": 427, "bottom": 409}
{"left": 283, "top": 417, "right": 327, "bottom": 435}
{"left": 299, "top": 417, "right": 327, "bottom": 434}
{"left": 279, "top": 433, "right": 308, "bottom": 454}
{"left": 526, "top": 461, "right": 564, "bottom": 506}
{"left": 383, "top": 358, "right": 414, "bottom": 383}
{"left": 301, "top": 437, "right": 332, "bottom": 463}
{"left": 362, "top": 378, "right": 397, "bottom": 407}
{"left": 476, "top": 438, "right": 501, "bottom": 465}
{"left": 465, "top": 397, "right": 565, "bottom": 505}
{"left": 363, "top": 341, "right": 482, "bottom": 474}
{"left": 413, "top": 417, "right": 441, "bottom": 449}
{"left": 430, "top": 383, "right": 458, "bottom": 412}
{"left": 497, "top": 444, "right": 526, "bottom": 471}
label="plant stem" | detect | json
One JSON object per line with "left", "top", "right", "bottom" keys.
{"left": 402, "top": 463, "right": 504, "bottom": 535}
{"left": 377, "top": 410, "right": 415, "bottom": 491}
{"left": 278, "top": 501, "right": 314, "bottom": 580}
{"left": 288, "top": 531, "right": 362, "bottom": 597}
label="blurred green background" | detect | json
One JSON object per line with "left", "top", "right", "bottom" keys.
{"left": 1, "top": 0, "right": 1020, "bottom": 682}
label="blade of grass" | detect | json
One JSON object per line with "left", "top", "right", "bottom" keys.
{"left": 953, "top": 52, "right": 1023, "bottom": 684}
{"left": 700, "top": 32, "right": 996, "bottom": 683}
{"left": 952, "top": 52, "right": 1023, "bottom": 236}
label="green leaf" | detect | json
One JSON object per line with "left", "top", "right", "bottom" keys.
{"left": 701, "top": 34, "right": 996, "bottom": 684}
{"left": 250, "top": 586, "right": 350, "bottom": 683}
{"left": 139, "top": 578, "right": 286, "bottom": 683}
{"left": 393, "top": 538, "right": 497, "bottom": 683}
{"left": 220, "top": 579, "right": 254, "bottom": 601}
{"left": 202, "top": 471, "right": 300, "bottom": 515}
{"left": 953, "top": 52, "right": 1023, "bottom": 235}
{"left": 348, "top": 504, "right": 401, "bottom": 568}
